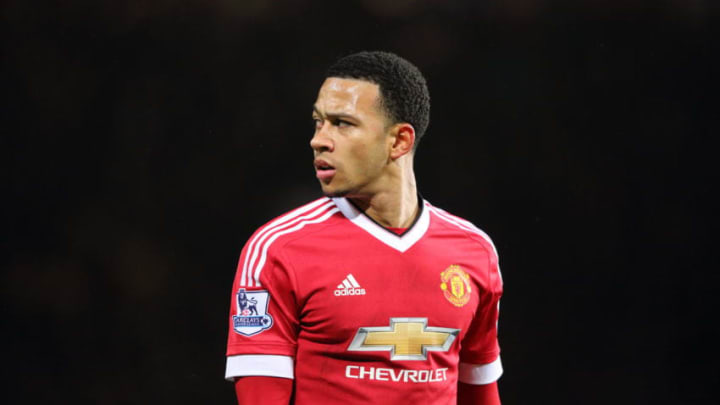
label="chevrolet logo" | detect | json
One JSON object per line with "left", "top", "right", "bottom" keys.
{"left": 347, "top": 318, "right": 460, "bottom": 360}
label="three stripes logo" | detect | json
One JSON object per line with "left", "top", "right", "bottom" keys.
{"left": 239, "top": 198, "right": 339, "bottom": 288}
{"left": 334, "top": 274, "right": 366, "bottom": 296}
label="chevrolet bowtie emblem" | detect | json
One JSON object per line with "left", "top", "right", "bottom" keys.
{"left": 347, "top": 318, "right": 460, "bottom": 360}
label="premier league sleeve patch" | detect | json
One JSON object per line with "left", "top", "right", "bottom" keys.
{"left": 232, "top": 288, "right": 274, "bottom": 336}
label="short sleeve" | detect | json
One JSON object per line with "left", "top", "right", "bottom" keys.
{"left": 225, "top": 237, "right": 300, "bottom": 380}
{"left": 459, "top": 242, "right": 503, "bottom": 384}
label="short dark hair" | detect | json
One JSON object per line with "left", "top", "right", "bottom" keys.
{"left": 326, "top": 51, "right": 431, "bottom": 150}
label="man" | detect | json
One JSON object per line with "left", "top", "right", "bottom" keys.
{"left": 226, "top": 51, "right": 504, "bottom": 404}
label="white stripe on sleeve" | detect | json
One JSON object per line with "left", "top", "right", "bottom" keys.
{"left": 458, "top": 356, "right": 503, "bottom": 385}
{"left": 225, "top": 354, "right": 294, "bottom": 381}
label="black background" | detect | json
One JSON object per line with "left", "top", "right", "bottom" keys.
{"left": 3, "top": 1, "right": 718, "bottom": 403}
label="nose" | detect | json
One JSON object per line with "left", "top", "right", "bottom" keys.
{"left": 310, "top": 122, "right": 334, "bottom": 153}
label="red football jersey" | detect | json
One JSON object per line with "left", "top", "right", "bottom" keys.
{"left": 226, "top": 197, "right": 503, "bottom": 405}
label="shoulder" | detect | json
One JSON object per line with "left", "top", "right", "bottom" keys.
{"left": 238, "top": 197, "right": 341, "bottom": 287}
{"left": 425, "top": 201, "right": 503, "bottom": 291}
{"left": 424, "top": 200, "right": 499, "bottom": 259}
{"left": 246, "top": 197, "right": 340, "bottom": 249}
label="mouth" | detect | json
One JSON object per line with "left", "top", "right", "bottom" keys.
{"left": 314, "top": 159, "right": 336, "bottom": 181}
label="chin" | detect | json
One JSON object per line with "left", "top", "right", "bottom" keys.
{"left": 320, "top": 183, "right": 352, "bottom": 198}
{"left": 321, "top": 189, "right": 350, "bottom": 198}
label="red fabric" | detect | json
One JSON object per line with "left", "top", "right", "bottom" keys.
{"left": 458, "top": 381, "right": 501, "bottom": 405}
{"left": 235, "top": 376, "right": 293, "bottom": 405}
{"left": 386, "top": 226, "right": 407, "bottom": 235}
{"left": 226, "top": 198, "right": 503, "bottom": 404}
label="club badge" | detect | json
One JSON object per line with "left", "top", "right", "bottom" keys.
{"left": 440, "top": 265, "right": 472, "bottom": 307}
{"left": 232, "top": 288, "right": 274, "bottom": 336}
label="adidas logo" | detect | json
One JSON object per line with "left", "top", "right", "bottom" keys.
{"left": 334, "top": 274, "right": 366, "bottom": 296}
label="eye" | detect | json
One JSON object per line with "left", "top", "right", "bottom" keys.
{"left": 312, "top": 117, "right": 323, "bottom": 130}
{"left": 334, "top": 119, "right": 353, "bottom": 128}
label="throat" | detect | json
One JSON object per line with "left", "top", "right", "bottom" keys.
{"left": 348, "top": 192, "right": 420, "bottom": 229}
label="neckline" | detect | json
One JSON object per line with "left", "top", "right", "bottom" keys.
{"left": 331, "top": 196, "right": 430, "bottom": 252}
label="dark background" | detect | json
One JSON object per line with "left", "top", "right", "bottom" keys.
{"left": 3, "top": 1, "right": 717, "bottom": 403}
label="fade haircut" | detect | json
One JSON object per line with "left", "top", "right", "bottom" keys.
{"left": 326, "top": 51, "right": 431, "bottom": 151}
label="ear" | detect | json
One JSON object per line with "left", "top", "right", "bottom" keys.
{"left": 389, "top": 123, "right": 415, "bottom": 160}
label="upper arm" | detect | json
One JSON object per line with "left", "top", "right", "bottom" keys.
{"left": 458, "top": 241, "right": 504, "bottom": 385}
{"left": 226, "top": 237, "right": 300, "bottom": 380}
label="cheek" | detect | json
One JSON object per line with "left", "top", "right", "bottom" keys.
{"left": 346, "top": 142, "right": 370, "bottom": 167}
{"left": 367, "top": 138, "right": 390, "bottom": 166}
{"left": 342, "top": 133, "right": 388, "bottom": 178}
{"left": 357, "top": 144, "right": 384, "bottom": 171}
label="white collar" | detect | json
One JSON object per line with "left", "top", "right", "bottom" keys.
{"left": 331, "top": 197, "right": 430, "bottom": 252}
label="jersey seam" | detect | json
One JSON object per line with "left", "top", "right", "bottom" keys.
{"left": 271, "top": 212, "right": 343, "bottom": 249}
{"left": 251, "top": 197, "right": 335, "bottom": 250}
{"left": 429, "top": 210, "right": 496, "bottom": 294}
{"left": 429, "top": 210, "right": 494, "bottom": 258}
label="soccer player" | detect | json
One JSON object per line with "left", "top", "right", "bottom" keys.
{"left": 226, "top": 51, "right": 504, "bottom": 404}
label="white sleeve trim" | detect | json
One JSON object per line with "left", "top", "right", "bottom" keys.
{"left": 225, "top": 354, "right": 294, "bottom": 381}
{"left": 458, "top": 356, "right": 503, "bottom": 385}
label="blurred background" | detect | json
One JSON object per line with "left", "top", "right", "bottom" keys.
{"left": 3, "top": 0, "right": 717, "bottom": 403}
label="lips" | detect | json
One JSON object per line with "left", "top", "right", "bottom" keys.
{"left": 314, "top": 158, "right": 336, "bottom": 181}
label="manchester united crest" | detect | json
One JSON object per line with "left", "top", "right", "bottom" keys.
{"left": 440, "top": 265, "right": 472, "bottom": 307}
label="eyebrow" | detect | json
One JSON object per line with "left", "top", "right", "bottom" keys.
{"left": 312, "top": 105, "right": 358, "bottom": 121}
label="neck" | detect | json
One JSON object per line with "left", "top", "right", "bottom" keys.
{"left": 348, "top": 155, "right": 419, "bottom": 228}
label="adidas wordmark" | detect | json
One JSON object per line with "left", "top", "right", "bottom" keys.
{"left": 334, "top": 274, "right": 366, "bottom": 296}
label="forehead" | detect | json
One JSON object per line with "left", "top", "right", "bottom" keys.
{"left": 314, "top": 77, "right": 381, "bottom": 116}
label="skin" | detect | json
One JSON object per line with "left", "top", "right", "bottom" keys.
{"left": 310, "top": 77, "right": 419, "bottom": 228}
{"left": 235, "top": 78, "right": 500, "bottom": 405}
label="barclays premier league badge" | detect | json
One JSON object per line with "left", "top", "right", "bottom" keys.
{"left": 233, "top": 288, "right": 274, "bottom": 336}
